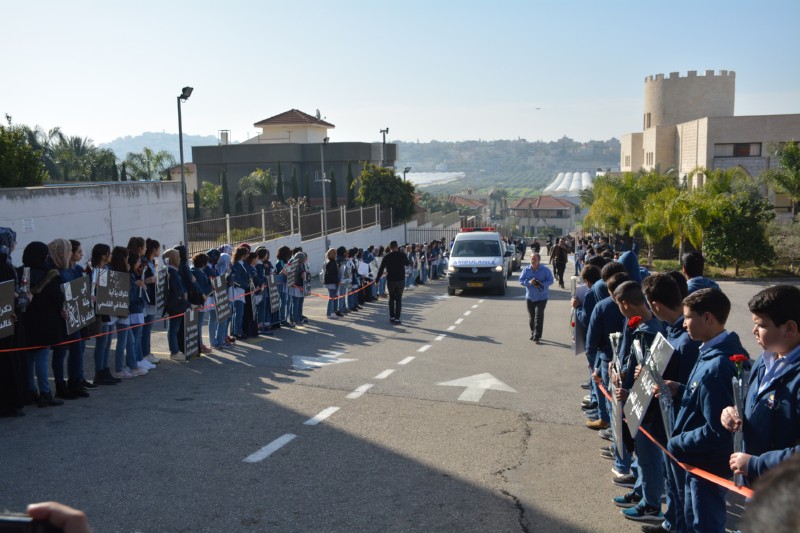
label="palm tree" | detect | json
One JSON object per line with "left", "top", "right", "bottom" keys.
{"left": 238, "top": 168, "right": 274, "bottom": 207}
{"left": 125, "top": 147, "right": 177, "bottom": 181}
{"left": 763, "top": 141, "right": 800, "bottom": 216}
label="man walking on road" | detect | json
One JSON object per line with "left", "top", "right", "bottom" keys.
{"left": 550, "top": 237, "right": 569, "bottom": 289}
{"left": 376, "top": 240, "right": 411, "bottom": 324}
{"left": 519, "top": 253, "right": 554, "bottom": 343}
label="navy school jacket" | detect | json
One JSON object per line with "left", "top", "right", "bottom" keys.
{"left": 667, "top": 332, "right": 747, "bottom": 478}
{"left": 742, "top": 352, "right": 800, "bottom": 479}
{"left": 586, "top": 296, "right": 625, "bottom": 366}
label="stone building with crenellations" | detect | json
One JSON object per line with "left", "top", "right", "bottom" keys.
{"left": 620, "top": 70, "right": 800, "bottom": 213}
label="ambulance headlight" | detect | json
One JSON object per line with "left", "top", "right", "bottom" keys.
{"left": 494, "top": 265, "right": 503, "bottom": 272}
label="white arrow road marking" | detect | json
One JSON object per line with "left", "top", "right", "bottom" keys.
{"left": 243, "top": 433, "right": 297, "bottom": 462}
{"left": 304, "top": 407, "right": 340, "bottom": 425}
{"left": 437, "top": 373, "right": 517, "bottom": 403}
{"left": 292, "top": 350, "right": 356, "bottom": 370}
{"left": 346, "top": 384, "right": 373, "bottom": 399}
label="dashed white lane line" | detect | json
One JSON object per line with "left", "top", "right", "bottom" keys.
{"left": 463, "top": 310, "right": 471, "bottom": 316}
{"left": 243, "top": 433, "right": 297, "bottom": 462}
{"left": 471, "top": 305, "right": 479, "bottom": 309}
{"left": 304, "top": 407, "right": 340, "bottom": 426}
{"left": 479, "top": 299, "right": 485, "bottom": 303}
{"left": 374, "top": 369, "right": 395, "bottom": 379}
{"left": 435, "top": 335, "right": 446, "bottom": 341}
{"left": 398, "top": 356, "right": 415, "bottom": 365}
{"left": 447, "top": 325, "right": 456, "bottom": 331}
{"left": 346, "top": 384, "right": 374, "bottom": 399}
{"left": 417, "top": 344, "right": 432, "bottom": 353}
{"left": 455, "top": 318, "right": 464, "bottom": 324}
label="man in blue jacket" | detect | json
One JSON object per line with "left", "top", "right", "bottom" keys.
{"left": 518, "top": 253, "right": 554, "bottom": 344}
{"left": 682, "top": 251, "right": 720, "bottom": 294}
{"left": 721, "top": 285, "right": 800, "bottom": 482}
{"left": 666, "top": 288, "right": 747, "bottom": 533}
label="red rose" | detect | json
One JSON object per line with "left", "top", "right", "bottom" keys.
{"left": 627, "top": 316, "right": 643, "bottom": 329}
{"left": 729, "top": 354, "right": 748, "bottom": 365}
{"left": 571, "top": 321, "right": 575, "bottom": 328}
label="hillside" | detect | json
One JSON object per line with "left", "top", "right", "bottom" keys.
{"left": 397, "top": 137, "right": 619, "bottom": 198}
{"left": 99, "top": 132, "right": 218, "bottom": 161}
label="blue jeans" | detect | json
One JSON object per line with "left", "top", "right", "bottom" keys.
{"left": 278, "top": 285, "right": 288, "bottom": 322}
{"left": 168, "top": 315, "right": 182, "bottom": 354}
{"left": 420, "top": 264, "right": 427, "bottom": 284}
{"left": 337, "top": 284, "right": 348, "bottom": 313}
{"left": 27, "top": 347, "right": 51, "bottom": 394}
{"left": 378, "top": 276, "right": 386, "bottom": 296}
{"left": 52, "top": 332, "right": 82, "bottom": 382}
{"left": 197, "top": 310, "right": 207, "bottom": 346}
{"left": 232, "top": 299, "right": 245, "bottom": 336}
{"left": 596, "top": 359, "right": 610, "bottom": 423}
{"left": 141, "top": 315, "right": 155, "bottom": 357}
{"left": 684, "top": 472, "right": 727, "bottom": 533}
{"left": 292, "top": 296, "right": 304, "bottom": 323}
{"left": 348, "top": 290, "right": 358, "bottom": 310}
{"left": 326, "top": 287, "right": 337, "bottom": 315}
{"left": 438, "top": 260, "right": 446, "bottom": 277}
{"left": 601, "top": 358, "right": 631, "bottom": 473}
{"left": 94, "top": 323, "right": 115, "bottom": 372}
{"left": 634, "top": 425, "right": 665, "bottom": 507}
{"left": 664, "top": 448, "right": 686, "bottom": 532}
{"left": 115, "top": 324, "right": 131, "bottom": 372}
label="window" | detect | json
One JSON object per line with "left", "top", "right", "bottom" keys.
{"left": 645, "top": 152, "right": 654, "bottom": 166}
{"left": 714, "top": 143, "right": 761, "bottom": 157}
{"left": 624, "top": 155, "right": 631, "bottom": 167}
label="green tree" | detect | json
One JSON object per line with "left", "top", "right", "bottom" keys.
{"left": 53, "top": 135, "right": 95, "bottom": 182}
{"left": 290, "top": 166, "right": 299, "bottom": 200}
{"left": 329, "top": 169, "right": 338, "bottom": 208}
{"left": 18, "top": 125, "right": 64, "bottom": 180}
{"left": 0, "top": 125, "right": 49, "bottom": 187}
{"left": 763, "top": 141, "right": 800, "bottom": 216}
{"left": 630, "top": 188, "right": 674, "bottom": 267}
{"left": 346, "top": 162, "right": 356, "bottom": 208}
{"left": 125, "top": 147, "right": 176, "bottom": 181}
{"left": 704, "top": 194, "right": 775, "bottom": 275}
{"left": 356, "top": 164, "right": 415, "bottom": 220}
{"left": 275, "top": 163, "right": 285, "bottom": 203}
{"left": 238, "top": 168, "right": 274, "bottom": 202}
{"left": 111, "top": 160, "right": 119, "bottom": 182}
{"left": 120, "top": 161, "right": 128, "bottom": 182}
{"left": 199, "top": 181, "right": 223, "bottom": 209}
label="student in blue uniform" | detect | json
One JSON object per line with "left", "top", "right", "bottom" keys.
{"left": 721, "top": 284, "right": 800, "bottom": 482}
{"left": 666, "top": 288, "right": 748, "bottom": 533}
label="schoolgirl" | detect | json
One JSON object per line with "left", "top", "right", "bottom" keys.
{"left": 111, "top": 246, "right": 144, "bottom": 379}
{"left": 190, "top": 253, "right": 213, "bottom": 353}
{"left": 229, "top": 246, "right": 250, "bottom": 338}
{"left": 274, "top": 246, "right": 293, "bottom": 327}
{"left": 163, "top": 248, "right": 189, "bottom": 360}
{"left": 87, "top": 243, "right": 118, "bottom": 386}
{"left": 289, "top": 252, "right": 309, "bottom": 324}
{"left": 141, "top": 238, "right": 161, "bottom": 364}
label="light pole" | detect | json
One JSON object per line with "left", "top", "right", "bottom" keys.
{"left": 380, "top": 127, "right": 389, "bottom": 167}
{"left": 319, "top": 137, "right": 330, "bottom": 249}
{"left": 177, "top": 86, "right": 193, "bottom": 247}
{"left": 403, "top": 166, "right": 411, "bottom": 244}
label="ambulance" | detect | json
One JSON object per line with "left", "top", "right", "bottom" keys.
{"left": 446, "top": 228, "right": 512, "bottom": 295}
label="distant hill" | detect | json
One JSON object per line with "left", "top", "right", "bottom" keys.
{"left": 397, "top": 137, "right": 620, "bottom": 198}
{"left": 99, "top": 132, "right": 219, "bottom": 162}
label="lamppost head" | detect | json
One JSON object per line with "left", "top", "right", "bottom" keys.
{"left": 323, "top": 137, "right": 329, "bottom": 144}
{"left": 404, "top": 167, "right": 411, "bottom": 173}
{"left": 179, "top": 86, "right": 194, "bottom": 101}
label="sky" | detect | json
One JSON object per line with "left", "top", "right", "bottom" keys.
{"left": 3, "top": 0, "right": 799, "bottom": 147}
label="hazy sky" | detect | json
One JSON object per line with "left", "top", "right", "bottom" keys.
{"left": 3, "top": 0, "right": 798, "bottom": 146}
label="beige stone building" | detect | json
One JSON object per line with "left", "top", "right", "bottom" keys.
{"left": 620, "top": 70, "right": 800, "bottom": 211}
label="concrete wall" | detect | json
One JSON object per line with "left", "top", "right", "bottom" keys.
{"left": 620, "top": 133, "right": 643, "bottom": 172}
{"left": 0, "top": 182, "right": 184, "bottom": 262}
{"left": 644, "top": 70, "right": 735, "bottom": 128}
{"left": 642, "top": 126, "right": 677, "bottom": 171}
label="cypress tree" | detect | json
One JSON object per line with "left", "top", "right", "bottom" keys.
{"left": 290, "top": 166, "right": 299, "bottom": 200}
{"left": 120, "top": 162, "right": 128, "bottom": 182}
{"left": 329, "top": 169, "right": 338, "bottom": 208}
{"left": 247, "top": 192, "right": 254, "bottom": 213}
{"left": 346, "top": 161, "right": 355, "bottom": 208}
{"left": 111, "top": 161, "right": 119, "bottom": 182}
{"left": 276, "top": 163, "right": 285, "bottom": 203}
{"left": 235, "top": 191, "right": 243, "bottom": 214}
{"left": 221, "top": 172, "right": 231, "bottom": 214}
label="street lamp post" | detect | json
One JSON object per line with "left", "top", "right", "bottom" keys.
{"left": 380, "top": 127, "right": 389, "bottom": 167}
{"left": 403, "top": 166, "right": 411, "bottom": 244}
{"left": 177, "top": 86, "right": 193, "bottom": 247}
{"left": 319, "top": 137, "right": 330, "bottom": 249}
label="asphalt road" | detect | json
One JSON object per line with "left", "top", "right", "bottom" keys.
{"left": 0, "top": 257, "right": 779, "bottom": 532}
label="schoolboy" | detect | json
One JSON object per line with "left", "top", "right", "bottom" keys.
{"left": 611, "top": 281, "right": 666, "bottom": 523}
{"left": 721, "top": 284, "right": 800, "bottom": 482}
{"left": 667, "top": 288, "right": 747, "bottom": 533}
{"left": 641, "top": 273, "right": 701, "bottom": 533}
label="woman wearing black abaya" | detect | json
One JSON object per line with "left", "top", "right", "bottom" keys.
{"left": 0, "top": 228, "right": 29, "bottom": 416}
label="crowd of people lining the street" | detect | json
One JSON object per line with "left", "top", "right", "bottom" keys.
{"left": 0, "top": 227, "right": 458, "bottom": 415}
{"left": 536, "top": 234, "right": 799, "bottom": 533}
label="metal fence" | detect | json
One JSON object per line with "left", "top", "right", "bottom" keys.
{"left": 188, "top": 204, "right": 386, "bottom": 253}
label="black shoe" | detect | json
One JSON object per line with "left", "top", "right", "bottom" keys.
{"left": 94, "top": 369, "right": 118, "bottom": 386}
{"left": 79, "top": 378, "right": 99, "bottom": 390}
{"left": 38, "top": 392, "right": 64, "bottom": 408}
{"left": 68, "top": 380, "right": 90, "bottom": 398}
{"left": 580, "top": 380, "right": 592, "bottom": 390}
{"left": 55, "top": 380, "right": 78, "bottom": 400}
{"left": 640, "top": 524, "right": 673, "bottom": 533}
{"left": 533, "top": 337, "right": 540, "bottom": 344}
{"left": 582, "top": 402, "right": 598, "bottom": 411}
{"left": 335, "top": 311, "right": 343, "bottom": 317}
{"left": 395, "top": 319, "right": 402, "bottom": 325}
{"left": 26, "top": 390, "right": 40, "bottom": 406}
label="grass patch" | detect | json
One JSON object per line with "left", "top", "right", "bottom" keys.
{"left": 649, "top": 259, "right": 797, "bottom": 279}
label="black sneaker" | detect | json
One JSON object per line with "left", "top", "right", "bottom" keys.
{"left": 612, "top": 473, "right": 637, "bottom": 488}
{"left": 80, "top": 379, "right": 99, "bottom": 390}
{"left": 640, "top": 524, "right": 674, "bottom": 533}
{"left": 395, "top": 319, "right": 402, "bottom": 325}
